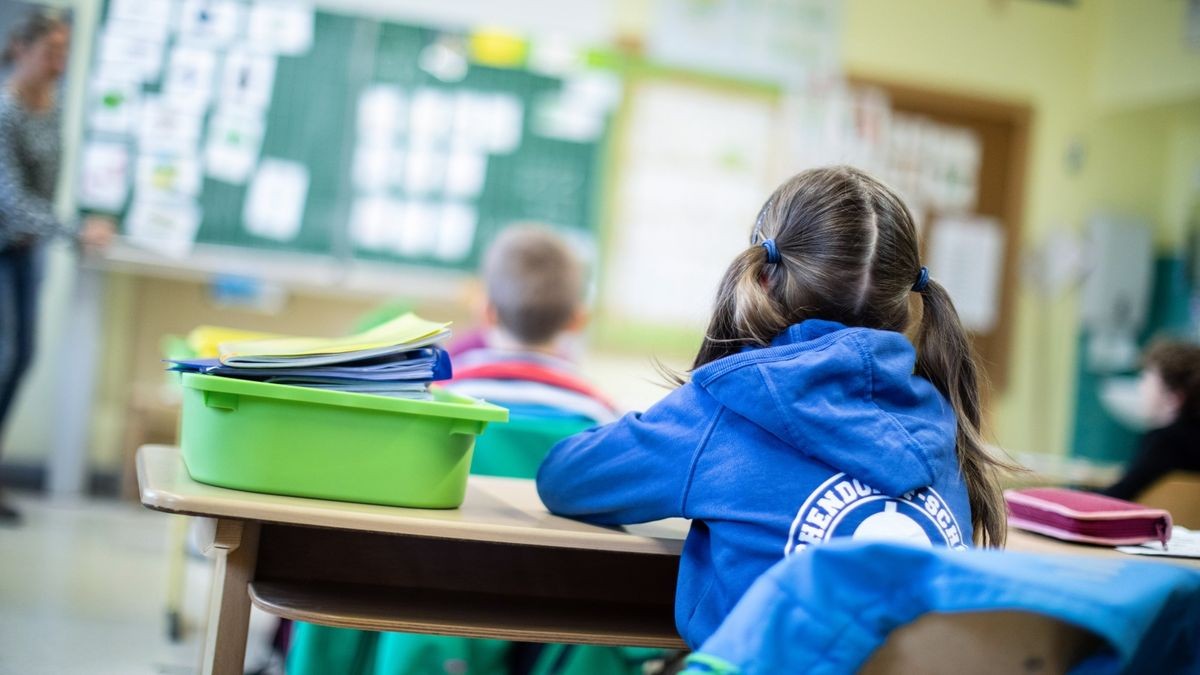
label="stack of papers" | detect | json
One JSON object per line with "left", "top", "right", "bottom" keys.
{"left": 169, "top": 313, "right": 453, "bottom": 399}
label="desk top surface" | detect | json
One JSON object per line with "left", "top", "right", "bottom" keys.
{"left": 139, "top": 445, "right": 1200, "bottom": 568}
{"left": 137, "top": 445, "right": 686, "bottom": 555}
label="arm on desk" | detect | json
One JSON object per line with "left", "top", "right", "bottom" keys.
{"left": 536, "top": 384, "right": 714, "bottom": 526}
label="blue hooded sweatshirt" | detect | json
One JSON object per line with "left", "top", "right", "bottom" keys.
{"left": 536, "top": 320, "right": 972, "bottom": 649}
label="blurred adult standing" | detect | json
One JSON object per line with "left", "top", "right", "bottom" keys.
{"left": 0, "top": 10, "right": 113, "bottom": 524}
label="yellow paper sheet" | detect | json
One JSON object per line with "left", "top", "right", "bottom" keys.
{"left": 218, "top": 312, "right": 451, "bottom": 360}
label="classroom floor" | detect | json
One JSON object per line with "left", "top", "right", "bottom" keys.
{"left": 0, "top": 491, "right": 278, "bottom": 675}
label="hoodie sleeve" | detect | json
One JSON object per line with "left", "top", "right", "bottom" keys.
{"left": 536, "top": 383, "right": 716, "bottom": 525}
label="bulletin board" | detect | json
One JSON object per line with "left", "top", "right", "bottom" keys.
{"left": 78, "top": 1, "right": 615, "bottom": 273}
{"left": 850, "top": 75, "right": 1032, "bottom": 392}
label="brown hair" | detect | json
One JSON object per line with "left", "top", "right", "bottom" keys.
{"left": 483, "top": 224, "right": 585, "bottom": 346}
{"left": 2, "top": 10, "right": 68, "bottom": 67}
{"left": 1144, "top": 338, "right": 1200, "bottom": 422}
{"left": 690, "top": 166, "right": 1011, "bottom": 547}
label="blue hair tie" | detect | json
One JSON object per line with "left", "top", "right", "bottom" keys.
{"left": 912, "top": 267, "right": 930, "bottom": 292}
{"left": 761, "top": 239, "right": 781, "bottom": 265}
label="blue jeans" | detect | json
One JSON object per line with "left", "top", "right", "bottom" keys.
{"left": 0, "top": 245, "right": 41, "bottom": 454}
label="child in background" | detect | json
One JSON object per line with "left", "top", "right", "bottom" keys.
{"left": 1101, "top": 339, "right": 1200, "bottom": 500}
{"left": 443, "top": 224, "right": 619, "bottom": 478}
{"left": 288, "top": 225, "right": 646, "bottom": 675}
{"left": 536, "top": 166, "right": 1012, "bottom": 650}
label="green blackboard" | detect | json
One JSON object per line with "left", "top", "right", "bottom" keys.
{"left": 87, "top": 6, "right": 610, "bottom": 272}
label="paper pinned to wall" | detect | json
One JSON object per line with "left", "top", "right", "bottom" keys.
{"left": 246, "top": 1, "right": 314, "bottom": 56}
{"left": 444, "top": 150, "right": 486, "bottom": 198}
{"left": 204, "top": 109, "right": 265, "bottom": 184}
{"left": 164, "top": 45, "right": 219, "bottom": 110}
{"left": 139, "top": 95, "right": 205, "bottom": 154}
{"left": 177, "top": 0, "right": 245, "bottom": 49}
{"left": 403, "top": 146, "right": 445, "bottom": 195}
{"left": 243, "top": 158, "right": 309, "bottom": 241}
{"left": 357, "top": 85, "right": 406, "bottom": 142}
{"left": 98, "top": 28, "right": 166, "bottom": 83}
{"left": 451, "top": 91, "right": 496, "bottom": 150}
{"left": 137, "top": 153, "right": 203, "bottom": 197}
{"left": 349, "top": 195, "right": 402, "bottom": 251}
{"left": 352, "top": 144, "right": 394, "bottom": 192}
{"left": 485, "top": 94, "right": 524, "bottom": 154}
{"left": 926, "top": 215, "right": 1005, "bottom": 333}
{"left": 220, "top": 49, "right": 276, "bottom": 110}
{"left": 87, "top": 77, "right": 141, "bottom": 135}
{"left": 410, "top": 88, "right": 455, "bottom": 145}
{"left": 78, "top": 141, "right": 131, "bottom": 212}
{"left": 125, "top": 196, "right": 203, "bottom": 258}
{"left": 107, "top": 0, "right": 173, "bottom": 29}
{"left": 435, "top": 203, "right": 477, "bottom": 261}
{"left": 394, "top": 201, "right": 439, "bottom": 256}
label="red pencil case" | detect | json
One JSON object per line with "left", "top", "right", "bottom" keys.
{"left": 1005, "top": 487, "right": 1172, "bottom": 546}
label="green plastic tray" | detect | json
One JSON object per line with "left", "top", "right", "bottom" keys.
{"left": 179, "top": 373, "right": 508, "bottom": 508}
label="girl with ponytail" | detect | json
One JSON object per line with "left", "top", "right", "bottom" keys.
{"left": 537, "top": 166, "right": 1011, "bottom": 650}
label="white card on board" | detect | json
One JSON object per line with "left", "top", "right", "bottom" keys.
{"left": 177, "top": 0, "right": 245, "bottom": 49}
{"left": 220, "top": 49, "right": 276, "bottom": 110}
{"left": 247, "top": 1, "right": 314, "bottom": 55}
{"left": 435, "top": 203, "right": 477, "bottom": 261}
{"left": 78, "top": 141, "right": 132, "bottom": 212}
{"left": 204, "top": 109, "right": 265, "bottom": 184}
{"left": 137, "top": 153, "right": 203, "bottom": 198}
{"left": 164, "top": 45, "right": 219, "bottom": 110}
{"left": 125, "top": 196, "right": 203, "bottom": 258}
{"left": 243, "top": 158, "right": 309, "bottom": 242}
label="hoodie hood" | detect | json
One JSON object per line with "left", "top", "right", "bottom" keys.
{"left": 692, "top": 319, "right": 957, "bottom": 497}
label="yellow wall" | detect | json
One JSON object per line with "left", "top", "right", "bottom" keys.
{"left": 1092, "top": 0, "right": 1200, "bottom": 111}
{"left": 844, "top": 0, "right": 1200, "bottom": 457}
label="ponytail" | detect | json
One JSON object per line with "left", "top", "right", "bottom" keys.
{"left": 691, "top": 244, "right": 792, "bottom": 371}
{"left": 914, "top": 279, "right": 1011, "bottom": 547}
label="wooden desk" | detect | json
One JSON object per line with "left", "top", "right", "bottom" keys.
{"left": 1006, "top": 528, "right": 1200, "bottom": 569}
{"left": 136, "top": 445, "right": 687, "bottom": 675}
{"left": 139, "top": 444, "right": 1200, "bottom": 674}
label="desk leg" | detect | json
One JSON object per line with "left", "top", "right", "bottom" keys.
{"left": 199, "top": 518, "right": 260, "bottom": 675}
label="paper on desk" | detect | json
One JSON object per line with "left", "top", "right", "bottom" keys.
{"left": 78, "top": 141, "right": 132, "bottom": 212}
{"left": 243, "top": 158, "right": 309, "bottom": 242}
{"left": 1118, "top": 526, "right": 1200, "bottom": 559}
{"left": 219, "top": 312, "right": 451, "bottom": 360}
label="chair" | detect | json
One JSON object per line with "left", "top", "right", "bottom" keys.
{"left": 682, "top": 540, "right": 1200, "bottom": 674}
